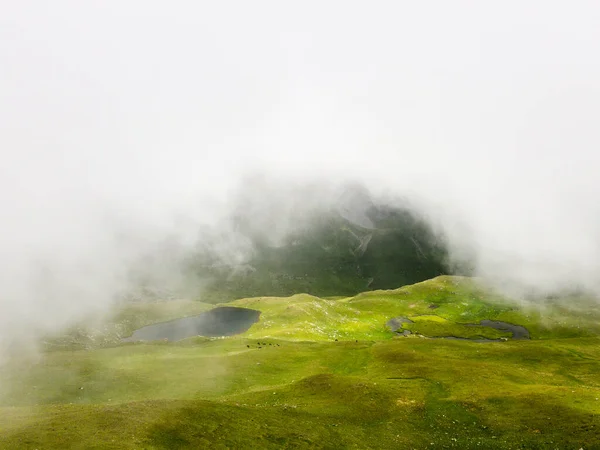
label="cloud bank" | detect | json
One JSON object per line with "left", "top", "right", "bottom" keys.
{"left": 1, "top": 1, "right": 600, "bottom": 354}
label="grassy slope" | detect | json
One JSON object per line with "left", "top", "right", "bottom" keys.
{"left": 229, "top": 275, "right": 600, "bottom": 341}
{"left": 1, "top": 276, "right": 600, "bottom": 449}
{"left": 194, "top": 206, "right": 449, "bottom": 302}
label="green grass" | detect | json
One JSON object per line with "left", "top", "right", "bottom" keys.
{"left": 1, "top": 276, "right": 600, "bottom": 448}
{"left": 402, "top": 316, "right": 510, "bottom": 340}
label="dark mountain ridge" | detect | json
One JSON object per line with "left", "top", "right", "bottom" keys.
{"left": 190, "top": 185, "right": 451, "bottom": 301}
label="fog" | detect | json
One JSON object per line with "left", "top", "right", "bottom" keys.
{"left": 2, "top": 2, "right": 600, "bottom": 356}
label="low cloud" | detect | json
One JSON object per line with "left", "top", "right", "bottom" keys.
{"left": 1, "top": 1, "right": 600, "bottom": 361}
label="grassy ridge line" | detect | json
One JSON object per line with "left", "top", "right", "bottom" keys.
{"left": 44, "top": 275, "right": 600, "bottom": 350}
{"left": 228, "top": 275, "right": 600, "bottom": 341}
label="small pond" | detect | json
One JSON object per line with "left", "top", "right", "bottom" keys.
{"left": 123, "top": 306, "right": 261, "bottom": 342}
{"left": 386, "top": 316, "right": 530, "bottom": 341}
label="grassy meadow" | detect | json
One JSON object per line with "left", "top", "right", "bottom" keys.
{"left": 1, "top": 276, "right": 599, "bottom": 449}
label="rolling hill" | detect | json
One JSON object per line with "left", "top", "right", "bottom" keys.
{"left": 1, "top": 276, "right": 599, "bottom": 449}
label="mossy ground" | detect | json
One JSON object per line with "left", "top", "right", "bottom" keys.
{"left": 1, "top": 276, "right": 599, "bottom": 449}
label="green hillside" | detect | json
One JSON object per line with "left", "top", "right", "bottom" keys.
{"left": 189, "top": 203, "right": 450, "bottom": 302}
{"left": 1, "top": 277, "right": 599, "bottom": 449}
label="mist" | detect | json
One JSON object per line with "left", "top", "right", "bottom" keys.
{"left": 2, "top": 1, "right": 600, "bottom": 358}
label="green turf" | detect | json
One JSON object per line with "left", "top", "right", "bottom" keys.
{"left": 1, "top": 276, "right": 599, "bottom": 449}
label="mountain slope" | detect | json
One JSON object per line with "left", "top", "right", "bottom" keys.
{"left": 192, "top": 201, "right": 450, "bottom": 302}
{"left": 3, "top": 276, "right": 600, "bottom": 449}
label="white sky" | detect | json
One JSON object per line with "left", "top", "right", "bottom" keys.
{"left": 1, "top": 1, "right": 600, "bottom": 346}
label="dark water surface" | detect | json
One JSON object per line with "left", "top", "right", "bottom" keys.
{"left": 477, "top": 320, "right": 530, "bottom": 340}
{"left": 387, "top": 316, "right": 530, "bottom": 341}
{"left": 124, "top": 307, "right": 261, "bottom": 342}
